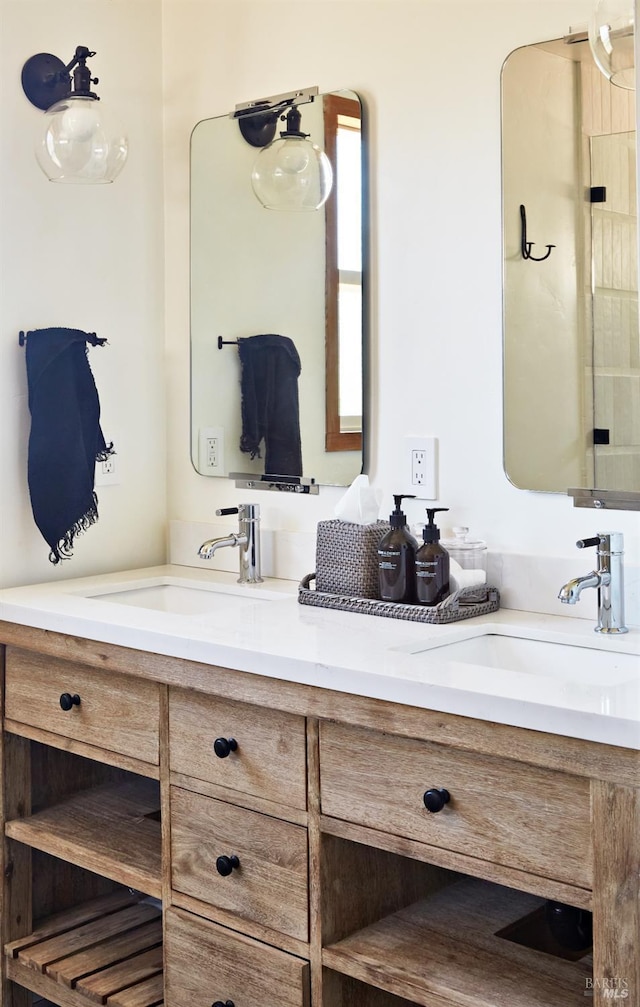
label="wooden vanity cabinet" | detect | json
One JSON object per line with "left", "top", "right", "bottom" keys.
{"left": 164, "top": 907, "right": 310, "bottom": 1007}
{"left": 4, "top": 647, "right": 160, "bottom": 767}
{"left": 168, "top": 687, "right": 307, "bottom": 810}
{"left": 170, "top": 788, "right": 309, "bottom": 941}
{"left": 319, "top": 721, "right": 592, "bottom": 887}
{"left": 0, "top": 627, "right": 638, "bottom": 1007}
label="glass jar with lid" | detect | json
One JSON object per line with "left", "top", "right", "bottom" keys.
{"left": 441, "top": 526, "right": 487, "bottom": 572}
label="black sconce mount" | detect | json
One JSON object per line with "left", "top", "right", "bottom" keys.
{"left": 21, "top": 45, "right": 99, "bottom": 111}
{"left": 233, "top": 86, "right": 317, "bottom": 148}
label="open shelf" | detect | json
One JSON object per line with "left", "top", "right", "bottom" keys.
{"left": 5, "top": 891, "right": 163, "bottom": 1006}
{"left": 322, "top": 877, "right": 592, "bottom": 1007}
{"left": 5, "top": 779, "right": 161, "bottom": 898}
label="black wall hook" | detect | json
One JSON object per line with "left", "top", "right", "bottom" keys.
{"left": 520, "top": 204, "right": 555, "bottom": 261}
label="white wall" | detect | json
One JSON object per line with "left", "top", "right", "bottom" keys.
{"left": 163, "top": 1, "right": 639, "bottom": 575}
{"left": 0, "top": 0, "right": 167, "bottom": 587}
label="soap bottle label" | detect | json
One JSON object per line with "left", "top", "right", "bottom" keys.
{"left": 415, "top": 551, "right": 449, "bottom": 605}
{"left": 378, "top": 545, "right": 416, "bottom": 603}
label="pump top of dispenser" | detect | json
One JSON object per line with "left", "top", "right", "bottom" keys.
{"left": 422, "top": 507, "right": 449, "bottom": 543}
{"left": 389, "top": 494, "right": 415, "bottom": 528}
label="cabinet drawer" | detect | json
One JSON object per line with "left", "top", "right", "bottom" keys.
{"left": 165, "top": 907, "right": 310, "bottom": 1007}
{"left": 320, "top": 722, "right": 592, "bottom": 888}
{"left": 169, "top": 687, "right": 307, "bottom": 809}
{"left": 4, "top": 648, "right": 159, "bottom": 765}
{"left": 171, "top": 786, "right": 308, "bottom": 941}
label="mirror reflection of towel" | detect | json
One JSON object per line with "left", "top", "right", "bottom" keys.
{"left": 238, "top": 334, "right": 303, "bottom": 477}
{"left": 25, "top": 327, "right": 113, "bottom": 563}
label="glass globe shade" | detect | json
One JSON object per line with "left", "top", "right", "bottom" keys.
{"left": 251, "top": 136, "right": 333, "bottom": 211}
{"left": 588, "top": 0, "right": 635, "bottom": 90}
{"left": 36, "top": 96, "right": 129, "bottom": 184}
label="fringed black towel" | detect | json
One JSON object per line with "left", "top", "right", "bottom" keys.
{"left": 25, "top": 327, "right": 113, "bottom": 564}
{"left": 238, "top": 334, "right": 303, "bottom": 477}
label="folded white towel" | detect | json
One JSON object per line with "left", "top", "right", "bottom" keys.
{"left": 449, "top": 558, "right": 486, "bottom": 591}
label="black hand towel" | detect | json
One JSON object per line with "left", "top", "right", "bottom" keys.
{"left": 25, "top": 327, "right": 113, "bottom": 564}
{"left": 238, "top": 334, "right": 303, "bottom": 478}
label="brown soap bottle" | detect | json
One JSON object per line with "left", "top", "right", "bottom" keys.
{"left": 416, "top": 507, "right": 450, "bottom": 606}
{"left": 378, "top": 494, "right": 418, "bottom": 603}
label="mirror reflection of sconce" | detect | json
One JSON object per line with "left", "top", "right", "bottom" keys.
{"left": 235, "top": 87, "right": 333, "bottom": 211}
{"left": 588, "top": 0, "right": 635, "bottom": 89}
{"left": 21, "top": 45, "right": 128, "bottom": 184}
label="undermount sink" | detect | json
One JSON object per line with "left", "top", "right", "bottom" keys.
{"left": 397, "top": 632, "right": 639, "bottom": 689}
{"left": 74, "top": 575, "right": 290, "bottom": 616}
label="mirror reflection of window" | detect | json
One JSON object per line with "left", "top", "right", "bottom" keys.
{"left": 324, "top": 96, "right": 363, "bottom": 452}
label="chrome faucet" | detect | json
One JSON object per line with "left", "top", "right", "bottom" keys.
{"left": 198, "top": 503, "right": 263, "bottom": 584}
{"left": 558, "top": 532, "right": 628, "bottom": 634}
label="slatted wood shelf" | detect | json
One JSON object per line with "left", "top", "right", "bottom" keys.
{"left": 4, "top": 779, "right": 161, "bottom": 898}
{"left": 322, "top": 878, "right": 593, "bottom": 1007}
{"left": 5, "top": 892, "right": 164, "bottom": 1007}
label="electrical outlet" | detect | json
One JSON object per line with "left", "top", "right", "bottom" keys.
{"left": 411, "top": 449, "right": 427, "bottom": 485}
{"left": 404, "top": 437, "right": 437, "bottom": 498}
{"left": 199, "top": 426, "right": 225, "bottom": 475}
{"left": 206, "top": 437, "right": 218, "bottom": 468}
{"left": 95, "top": 453, "right": 119, "bottom": 487}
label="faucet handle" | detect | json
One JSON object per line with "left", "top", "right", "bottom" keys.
{"left": 576, "top": 536, "right": 600, "bottom": 549}
{"left": 577, "top": 533, "right": 624, "bottom": 554}
{"left": 215, "top": 504, "right": 260, "bottom": 519}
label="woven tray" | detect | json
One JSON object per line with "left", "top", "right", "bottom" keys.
{"left": 298, "top": 573, "right": 500, "bottom": 625}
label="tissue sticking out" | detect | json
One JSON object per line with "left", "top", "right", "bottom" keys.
{"left": 333, "top": 474, "right": 383, "bottom": 525}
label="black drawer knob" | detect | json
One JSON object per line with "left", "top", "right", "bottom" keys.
{"left": 423, "top": 788, "right": 450, "bottom": 813}
{"left": 59, "top": 693, "right": 81, "bottom": 712}
{"left": 213, "top": 737, "right": 238, "bottom": 759}
{"left": 212, "top": 1001, "right": 235, "bottom": 1007}
{"left": 215, "top": 855, "right": 240, "bottom": 877}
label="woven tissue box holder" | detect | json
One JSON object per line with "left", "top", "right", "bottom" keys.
{"left": 314, "top": 519, "right": 390, "bottom": 599}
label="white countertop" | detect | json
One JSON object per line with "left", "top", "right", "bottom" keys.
{"left": 0, "top": 565, "right": 638, "bottom": 750}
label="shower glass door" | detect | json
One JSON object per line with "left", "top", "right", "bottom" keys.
{"left": 590, "top": 130, "right": 639, "bottom": 491}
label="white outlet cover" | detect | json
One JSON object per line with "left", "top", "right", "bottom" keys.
{"left": 404, "top": 436, "right": 437, "bottom": 498}
{"left": 95, "top": 453, "right": 120, "bottom": 487}
{"left": 199, "top": 425, "right": 225, "bottom": 475}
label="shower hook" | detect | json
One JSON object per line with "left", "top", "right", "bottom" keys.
{"left": 520, "top": 204, "right": 555, "bottom": 261}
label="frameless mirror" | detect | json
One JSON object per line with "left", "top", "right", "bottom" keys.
{"left": 190, "top": 88, "right": 366, "bottom": 491}
{"left": 502, "top": 37, "right": 638, "bottom": 506}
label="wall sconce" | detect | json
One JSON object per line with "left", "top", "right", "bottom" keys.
{"left": 588, "top": 0, "right": 635, "bottom": 89}
{"left": 235, "top": 87, "right": 333, "bottom": 211}
{"left": 21, "top": 45, "right": 128, "bottom": 183}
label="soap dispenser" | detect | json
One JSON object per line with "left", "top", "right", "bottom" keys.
{"left": 416, "top": 507, "right": 450, "bottom": 606}
{"left": 378, "top": 494, "right": 419, "bottom": 603}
